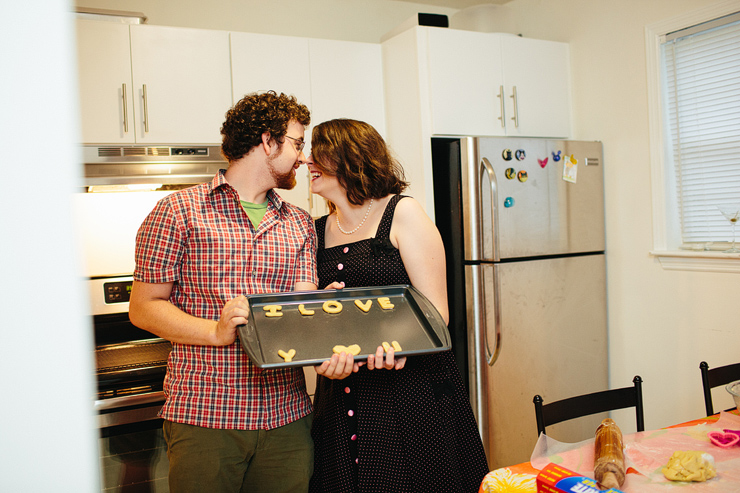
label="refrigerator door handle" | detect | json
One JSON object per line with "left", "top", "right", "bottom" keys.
{"left": 484, "top": 264, "right": 502, "bottom": 366}
{"left": 480, "top": 157, "right": 500, "bottom": 262}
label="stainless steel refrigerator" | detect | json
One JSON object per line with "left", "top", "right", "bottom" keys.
{"left": 430, "top": 137, "right": 608, "bottom": 469}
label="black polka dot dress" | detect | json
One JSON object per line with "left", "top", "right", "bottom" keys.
{"left": 309, "top": 195, "right": 489, "bottom": 493}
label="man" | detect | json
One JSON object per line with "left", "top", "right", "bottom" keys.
{"left": 129, "top": 91, "right": 317, "bottom": 492}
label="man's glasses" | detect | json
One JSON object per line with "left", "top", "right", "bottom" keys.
{"left": 284, "top": 135, "right": 306, "bottom": 153}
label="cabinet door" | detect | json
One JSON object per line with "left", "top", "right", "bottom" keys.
{"left": 230, "top": 32, "right": 312, "bottom": 105}
{"left": 501, "top": 36, "right": 571, "bottom": 138}
{"left": 129, "top": 25, "right": 232, "bottom": 144}
{"left": 427, "top": 29, "right": 506, "bottom": 137}
{"left": 75, "top": 20, "right": 135, "bottom": 144}
{"left": 308, "top": 39, "right": 386, "bottom": 137}
{"left": 230, "top": 32, "right": 314, "bottom": 213}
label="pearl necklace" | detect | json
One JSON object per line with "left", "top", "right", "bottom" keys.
{"left": 336, "top": 199, "right": 374, "bottom": 235}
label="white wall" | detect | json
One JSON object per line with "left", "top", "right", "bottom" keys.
{"left": 72, "top": 0, "right": 740, "bottom": 435}
{"left": 74, "top": 0, "right": 456, "bottom": 43}
{"left": 0, "top": 0, "right": 99, "bottom": 490}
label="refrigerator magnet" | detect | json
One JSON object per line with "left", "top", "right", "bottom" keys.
{"left": 562, "top": 155, "right": 578, "bottom": 183}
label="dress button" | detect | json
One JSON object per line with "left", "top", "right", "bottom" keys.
{"left": 338, "top": 263, "right": 344, "bottom": 270}
{"left": 351, "top": 434, "right": 357, "bottom": 441}
{"left": 343, "top": 247, "right": 349, "bottom": 253}
{"left": 348, "top": 410, "right": 354, "bottom": 417}
{"left": 356, "top": 459, "right": 359, "bottom": 464}
{"left": 344, "top": 387, "right": 351, "bottom": 394}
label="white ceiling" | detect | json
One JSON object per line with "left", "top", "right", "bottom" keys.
{"left": 399, "top": 0, "right": 510, "bottom": 9}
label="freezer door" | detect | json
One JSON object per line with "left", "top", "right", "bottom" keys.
{"left": 479, "top": 254, "right": 608, "bottom": 469}
{"left": 475, "top": 138, "right": 605, "bottom": 259}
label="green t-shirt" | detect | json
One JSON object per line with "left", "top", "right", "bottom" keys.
{"left": 240, "top": 200, "right": 268, "bottom": 228}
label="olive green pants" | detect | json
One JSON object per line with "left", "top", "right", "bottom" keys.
{"left": 163, "top": 415, "right": 313, "bottom": 493}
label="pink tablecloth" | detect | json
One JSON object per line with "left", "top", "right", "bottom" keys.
{"left": 479, "top": 410, "right": 740, "bottom": 493}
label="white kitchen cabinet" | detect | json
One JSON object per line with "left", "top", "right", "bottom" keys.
{"left": 382, "top": 26, "right": 572, "bottom": 218}
{"left": 308, "top": 38, "right": 386, "bottom": 137}
{"left": 230, "top": 32, "right": 312, "bottom": 108}
{"left": 427, "top": 29, "right": 506, "bottom": 137}
{"left": 230, "top": 32, "right": 318, "bottom": 216}
{"left": 75, "top": 20, "right": 232, "bottom": 144}
{"left": 500, "top": 35, "right": 571, "bottom": 138}
{"left": 426, "top": 28, "right": 571, "bottom": 138}
{"left": 76, "top": 20, "right": 136, "bottom": 144}
{"left": 230, "top": 34, "right": 385, "bottom": 218}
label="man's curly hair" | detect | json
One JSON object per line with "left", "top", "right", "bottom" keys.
{"left": 221, "top": 91, "right": 310, "bottom": 162}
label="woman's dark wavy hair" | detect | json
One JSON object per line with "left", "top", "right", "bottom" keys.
{"left": 311, "top": 119, "right": 408, "bottom": 212}
{"left": 221, "top": 91, "right": 310, "bottom": 162}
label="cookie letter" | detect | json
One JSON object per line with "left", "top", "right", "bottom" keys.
{"left": 377, "top": 297, "right": 394, "bottom": 310}
{"left": 323, "top": 300, "right": 343, "bottom": 314}
{"left": 263, "top": 305, "right": 283, "bottom": 317}
{"left": 354, "top": 299, "right": 372, "bottom": 312}
{"left": 298, "top": 304, "right": 315, "bottom": 316}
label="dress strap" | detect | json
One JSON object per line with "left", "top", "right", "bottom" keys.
{"left": 315, "top": 215, "right": 328, "bottom": 250}
{"left": 374, "top": 195, "right": 407, "bottom": 240}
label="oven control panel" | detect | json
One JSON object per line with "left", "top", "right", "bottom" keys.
{"left": 88, "top": 276, "right": 134, "bottom": 316}
{"left": 104, "top": 280, "right": 133, "bottom": 304}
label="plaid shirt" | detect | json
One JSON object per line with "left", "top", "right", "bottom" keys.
{"left": 134, "top": 170, "right": 317, "bottom": 430}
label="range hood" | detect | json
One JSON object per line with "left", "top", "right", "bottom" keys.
{"left": 82, "top": 145, "right": 226, "bottom": 188}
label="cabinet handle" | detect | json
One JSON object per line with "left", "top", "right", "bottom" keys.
{"left": 142, "top": 84, "right": 149, "bottom": 133}
{"left": 122, "top": 83, "right": 129, "bottom": 133}
{"left": 510, "top": 85, "right": 519, "bottom": 128}
{"left": 497, "top": 85, "right": 505, "bottom": 128}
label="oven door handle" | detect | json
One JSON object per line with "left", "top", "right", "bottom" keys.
{"left": 94, "top": 391, "right": 166, "bottom": 412}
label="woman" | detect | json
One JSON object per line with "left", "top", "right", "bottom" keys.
{"left": 307, "top": 119, "right": 488, "bottom": 492}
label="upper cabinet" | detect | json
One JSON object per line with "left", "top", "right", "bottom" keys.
{"left": 426, "top": 28, "right": 571, "bottom": 138}
{"left": 382, "top": 26, "right": 573, "bottom": 217}
{"left": 76, "top": 20, "right": 232, "bottom": 144}
{"left": 230, "top": 33, "right": 385, "bottom": 217}
{"left": 230, "top": 32, "right": 312, "bottom": 111}
{"left": 307, "top": 39, "right": 386, "bottom": 137}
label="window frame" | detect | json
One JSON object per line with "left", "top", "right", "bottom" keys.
{"left": 645, "top": 0, "right": 740, "bottom": 273}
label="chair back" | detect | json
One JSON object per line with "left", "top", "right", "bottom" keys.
{"left": 533, "top": 375, "right": 644, "bottom": 437}
{"left": 700, "top": 361, "right": 740, "bottom": 416}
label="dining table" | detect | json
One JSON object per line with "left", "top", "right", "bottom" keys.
{"left": 479, "top": 409, "right": 740, "bottom": 492}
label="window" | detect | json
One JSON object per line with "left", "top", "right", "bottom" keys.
{"left": 646, "top": 3, "right": 740, "bottom": 272}
{"left": 662, "top": 13, "right": 740, "bottom": 250}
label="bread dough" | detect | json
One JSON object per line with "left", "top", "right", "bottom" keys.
{"left": 377, "top": 297, "right": 394, "bottom": 310}
{"left": 333, "top": 344, "right": 361, "bottom": 356}
{"left": 322, "top": 300, "right": 343, "bottom": 314}
{"left": 298, "top": 304, "right": 314, "bottom": 316}
{"left": 354, "top": 299, "right": 372, "bottom": 312}
{"left": 263, "top": 305, "right": 283, "bottom": 317}
{"left": 662, "top": 451, "right": 716, "bottom": 482}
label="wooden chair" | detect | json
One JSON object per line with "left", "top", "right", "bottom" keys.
{"left": 700, "top": 361, "right": 740, "bottom": 416}
{"left": 533, "top": 376, "right": 644, "bottom": 437}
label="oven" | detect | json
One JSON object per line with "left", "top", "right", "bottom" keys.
{"left": 90, "top": 275, "right": 171, "bottom": 492}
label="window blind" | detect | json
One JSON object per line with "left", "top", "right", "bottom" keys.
{"left": 661, "top": 15, "right": 740, "bottom": 247}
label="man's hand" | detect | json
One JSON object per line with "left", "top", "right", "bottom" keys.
{"left": 212, "top": 295, "right": 250, "bottom": 346}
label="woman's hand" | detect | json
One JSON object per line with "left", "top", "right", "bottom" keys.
{"left": 323, "top": 281, "right": 345, "bottom": 290}
{"left": 366, "top": 345, "right": 406, "bottom": 371}
{"left": 315, "top": 351, "right": 359, "bottom": 379}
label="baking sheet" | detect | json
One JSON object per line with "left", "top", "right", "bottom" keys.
{"left": 237, "top": 284, "right": 451, "bottom": 368}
